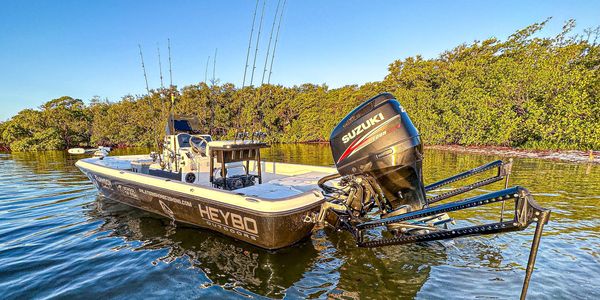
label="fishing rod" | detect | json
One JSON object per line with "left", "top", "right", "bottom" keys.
{"left": 242, "top": 0, "right": 260, "bottom": 88}
{"left": 157, "top": 42, "right": 166, "bottom": 113}
{"left": 137, "top": 43, "right": 154, "bottom": 111}
{"left": 138, "top": 44, "right": 150, "bottom": 95}
{"left": 168, "top": 38, "right": 173, "bottom": 89}
{"left": 250, "top": 0, "right": 267, "bottom": 86}
{"left": 157, "top": 43, "right": 165, "bottom": 89}
{"left": 268, "top": 0, "right": 287, "bottom": 84}
{"left": 205, "top": 55, "right": 210, "bottom": 83}
{"left": 208, "top": 48, "right": 218, "bottom": 132}
{"left": 262, "top": 0, "right": 281, "bottom": 85}
{"left": 167, "top": 38, "right": 178, "bottom": 172}
{"left": 212, "top": 48, "right": 217, "bottom": 84}
{"left": 139, "top": 43, "right": 163, "bottom": 157}
{"left": 167, "top": 39, "right": 175, "bottom": 112}
{"left": 167, "top": 38, "right": 175, "bottom": 112}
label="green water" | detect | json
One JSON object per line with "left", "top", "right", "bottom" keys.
{"left": 0, "top": 144, "right": 598, "bottom": 299}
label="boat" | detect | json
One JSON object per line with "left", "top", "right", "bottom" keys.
{"left": 76, "top": 154, "right": 334, "bottom": 249}
{"left": 75, "top": 93, "right": 550, "bottom": 299}
{"left": 75, "top": 116, "right": 333, "bottom": 249}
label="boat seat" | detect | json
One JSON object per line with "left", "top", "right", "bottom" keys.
{"left": 212, "top": 162, "right": 246, "bottom": 178}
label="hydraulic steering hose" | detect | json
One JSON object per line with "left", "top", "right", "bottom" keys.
{"left": 318, "top": 173, "right": 342, "bottom": 193}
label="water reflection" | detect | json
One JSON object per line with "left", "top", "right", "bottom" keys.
{"left": 264, "top": 143, "right": 334, "bottom": 167}
{"left": 0, "top": 145, "right": 598, "bottom": 299}
{"left": 85, "top": 195, "right": 446, "bottom": 299}
{"left": 6, "top": 150, "right": 76, "bottom": 174}
{"left": 5, "top": 148, "right": 152, "bottom": 175}
{"left": 86, "top": 197, "right": 321, "bottom": 298}
{"left": 322, "top": 227, "right": 446, "bottom": 299}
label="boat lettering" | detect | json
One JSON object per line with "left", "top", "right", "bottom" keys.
{"left": 342, "top": 113, "right": 385, "bottom": 144}
{"left": 116, "top": 184, "right": 139, "bottom": 199}
{"left": 138, "top": 188, "right": 192, "bottom": 207}
{"left": 198, "top": 204, "right": 259, "bottom": 235}
{"left": 204, "top": 220, "right": 258, "bottom": 240}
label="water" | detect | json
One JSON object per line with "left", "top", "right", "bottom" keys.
{"left": 0, "top": 145, "right": 598, "bottom": 299}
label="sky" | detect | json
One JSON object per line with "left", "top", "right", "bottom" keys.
{"left": 0, "top": 0, "right": 599, "bottom": 120}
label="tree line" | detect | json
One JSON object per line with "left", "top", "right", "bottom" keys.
{"left": 1, "top": 20, "right": 598, "bottom": 152}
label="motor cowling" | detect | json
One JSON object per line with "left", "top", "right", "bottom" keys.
{"left": 329, "top": 93, "right": 426, "bottom": 210}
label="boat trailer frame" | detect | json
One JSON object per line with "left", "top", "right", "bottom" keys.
{"left": 318, "top": 160, "right": 550, "bottom": 300}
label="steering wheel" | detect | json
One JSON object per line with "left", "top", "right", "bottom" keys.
{"left": 190, "top": 135, "right": 209, "bottom": 157}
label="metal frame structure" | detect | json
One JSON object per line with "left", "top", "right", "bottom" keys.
{"left": 318, "top": 160, "right": 550, "bottom": 300}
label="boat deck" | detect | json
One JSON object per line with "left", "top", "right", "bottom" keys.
{"left": 90, "top": 155, "right": 337, "bottom": 200}
{"left": 212, "top": 171, "right": 330, "bottom": 199}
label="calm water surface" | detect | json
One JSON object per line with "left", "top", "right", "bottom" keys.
{"left": 0, "top": 145, "right": 598, "bottom": 299}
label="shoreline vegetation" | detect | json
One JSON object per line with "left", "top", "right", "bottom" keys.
{"left": 1, "top": 20, "right": 598, "bottom": 154}
{"left": 426, "top": 145, "right": 599, "bottom": 164}
{"left": 298, "top": 142, "right": 599, "bottom": 164}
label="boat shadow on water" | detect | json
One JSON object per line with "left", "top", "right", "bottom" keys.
{"left": 79, "top": 196, "right": 514, "bottom": 299}
{"left": 85, "top": 195, "right": 323, "bottom": 298}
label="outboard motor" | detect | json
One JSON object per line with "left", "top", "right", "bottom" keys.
{"left": 319, "top": 94, "right": 550, "bottom": 300}
{"left": 329, "top": 93, "right": 425, "bottom": 210}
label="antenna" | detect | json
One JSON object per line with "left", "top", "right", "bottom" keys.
{"left": 250, "top": 0, "right": 267, "bottom": 86}
{"left": 262, "top": 0, "right": 281, "bottom": 85}
{"left": 204, "top": 55, "right": 210, "bottom": 83}
{"left": 268, "top": 0, "right": 287, "bottom": 84}
{"left": 138, "top": 44, "right": 150, "bottom": 94}
{"left": 157, "top": 43, "right": 164, "bottom": 89}
{"left": 242, "top": 0, "right": 260, "bottom": 88}
{"left": 212, "top": 48, "right": 217, "bottom": 84}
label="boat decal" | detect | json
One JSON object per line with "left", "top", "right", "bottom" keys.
{"left": 138, "top": 188, "right": 192, "bottom": 207}
{"left": 204, "top": 220, "right": 259, "bottom": 241}
{"left": 198, "top": 203, "right": 259, "bottom": 237}
{"left": 342, "top": 112, "right": 385, "bottom": 144}
{"left": 337, "top": 115, "right": 401, "bottom": 164}
{"left": 93, "top": 174, "right": 113, "bottom": 190}
{"left": 77, "top": 161, "right": 327, "bottom": 216}
{"left": 116, "top": 184, "right": 139, "bottom": 200}
{"left": 159, "top": 200, "right": 175, "bottom": 219}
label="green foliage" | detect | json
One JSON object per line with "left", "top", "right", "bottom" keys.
{"left": 382, "top": 19, "right": 600, "bottom": 150}
{"left": 0, "top": 121, "right": 9, "bottom": 150}
{"left": 1, "top": 96, "right": 91, "bottom": 151}
{"left": 0, "top": 20, "right": 598, "bottom": 151}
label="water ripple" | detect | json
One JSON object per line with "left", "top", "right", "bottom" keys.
{"left": 0, "top": 148, "right": 598, "bottom": 299}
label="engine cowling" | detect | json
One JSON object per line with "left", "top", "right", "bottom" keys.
{"left": 329, "top": 93, "right": 426, "bottom": 209}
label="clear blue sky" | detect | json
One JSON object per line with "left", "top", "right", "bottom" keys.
{"left": 0, "top": 0, "right": 598, "bottom": 120}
